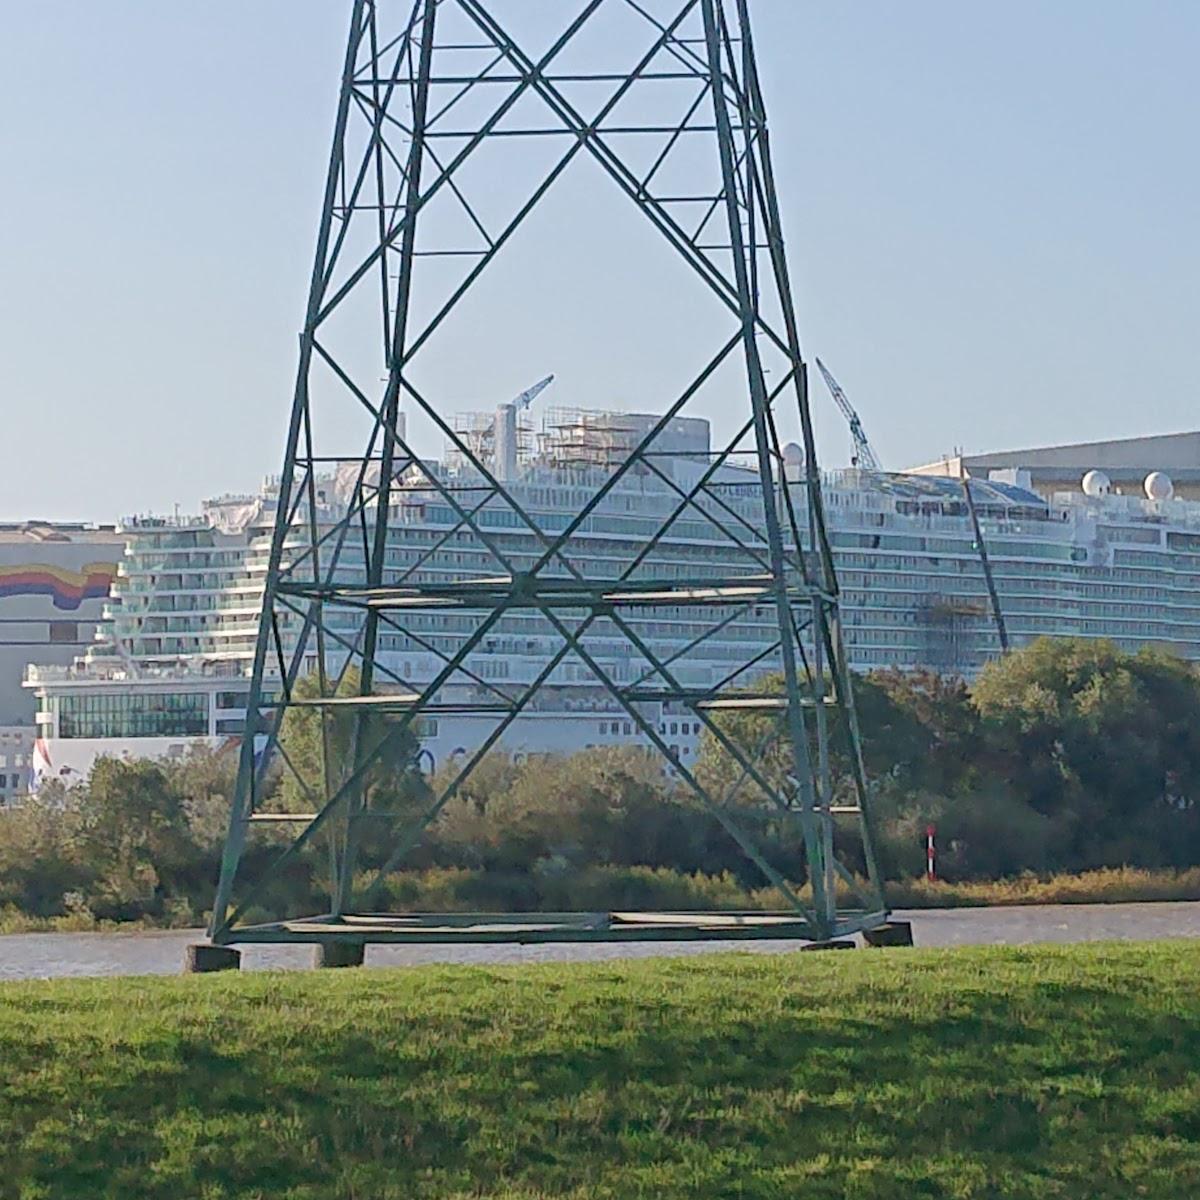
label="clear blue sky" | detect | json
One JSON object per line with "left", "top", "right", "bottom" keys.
{"left": 1, "top": 1, "right": 1196, "bottom": 521}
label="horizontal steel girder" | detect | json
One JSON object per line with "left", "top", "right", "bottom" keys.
{"left": 211, "top": 909, "right": 892, "bottom": 946}
{"left": 274, "top": 572, "right": 828, "bottom": 612}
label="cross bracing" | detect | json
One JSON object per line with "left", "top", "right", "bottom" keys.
{"left": 209, "top": 0, "right": 888, "bottom": 948}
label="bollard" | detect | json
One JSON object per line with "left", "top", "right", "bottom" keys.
{"left": 184, "top": 944, "right": 241, "bottom": 974}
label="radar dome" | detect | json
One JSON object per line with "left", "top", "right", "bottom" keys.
{"left": 1082, "top": 470, "right": 1112, "bottom": 498}
{"left": 1145, "top": 471, "right": 1174, "bottom": 501}
{"left": 782, "top": 442, "right": 805, "bottom": 481}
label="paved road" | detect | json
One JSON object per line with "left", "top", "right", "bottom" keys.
{"left": 3, "top": 901, "right": 1198, "bottom": 981}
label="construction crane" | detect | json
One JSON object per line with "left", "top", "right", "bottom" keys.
{"left": 510, "top": 374, "right": 554, "bottom": 412}
{"left": 814, "top": 357, "right": 881, "bottom": 471}
{"left": 812, "top": 354, "right": 1009, "bottom": 654}
{"left": 494, "top": 375, "right": 554, "bottom": 481}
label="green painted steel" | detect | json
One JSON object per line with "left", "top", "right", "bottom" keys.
{"left": 211, "top": 908, "right": 892, "bottom": 946}
{"left": 207, "top": 0, "right": 889, "bottom": 950}
{"left": 962, "top": 474, "right": 1012, "bottom": 653}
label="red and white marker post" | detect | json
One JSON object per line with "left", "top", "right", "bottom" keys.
{"left": 926, "top": 824, "right": 937, "bottom": 883}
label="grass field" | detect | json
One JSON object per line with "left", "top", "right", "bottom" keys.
{"left": 3, "top": 943, "right": 1200, "bottom": 1198}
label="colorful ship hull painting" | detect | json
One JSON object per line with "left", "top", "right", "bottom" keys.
{"left": 0, "top": 562, "right": 117, "bottom": 611}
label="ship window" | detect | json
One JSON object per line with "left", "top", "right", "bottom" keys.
{"left": 58, "top": 691, "right": 208, "bottom": 739}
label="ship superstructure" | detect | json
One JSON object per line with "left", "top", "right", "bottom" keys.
{"left": 25, "top": 410, "right": 1200, "bottom": 787}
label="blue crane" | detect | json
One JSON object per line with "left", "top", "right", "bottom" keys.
{"left": 814, "top": 356, "right": 881, "bottom": 471}
{"left": 813, "top": 355, "right": 1007, "bottom": 651}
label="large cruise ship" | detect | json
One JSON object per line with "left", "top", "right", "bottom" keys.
{"left": 25, "top": 410, "right": 1200, "bottom": 788}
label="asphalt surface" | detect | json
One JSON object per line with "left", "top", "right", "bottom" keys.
{"left": 2, "top": 901, "right": 1198, "bottom": 980}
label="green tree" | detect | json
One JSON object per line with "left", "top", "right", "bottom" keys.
{"left": 693, "top": 669, "right": 961, "bottom": 801}
{"left": 867, "top": 668, "right": 980, "bottom": 793}
{"left": 972, "top": 637, "right": 1200, "bottom": 868}
{"left": 162, "top": 742, "right": 246, "bottom": 914}
{"left": 0, "top": 784, "right": 90, "bottom": 917}
{"left": 692, "top": 670, "right": 952, "bottom": 881}
{"left": 76, "top": 757, "right": 198, "bottom": 920}
{"left": 277, "top": 667, "right": 431, "bottom": 870}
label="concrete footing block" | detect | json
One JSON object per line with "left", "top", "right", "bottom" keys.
{"left": 314, "top": 941, "right": 365, "bottom": 969}
{"left": 184, "top": 944, "right": 242, "bottom": 974}
{"left": 863, "top": 921, "right": 914, "bottom": 948}
{"left": 800, "top": 939, "right": 856, "bottom": 952}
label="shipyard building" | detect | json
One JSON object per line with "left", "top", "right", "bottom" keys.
{"left": 0, "top": 522, "right": 123, "bottom": 799}
{"left": 909, "top": 430, "right": 1200, "bottom": 502}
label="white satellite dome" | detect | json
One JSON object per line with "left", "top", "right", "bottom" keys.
{"left": 1145, "top": 471, "right": 1174, "bottom": 501}
{"left": 1082, "top": 470, "right": 1112, "bottom": 498}
{"left": 783, "top": 442, "right": 804, "bottom": 467}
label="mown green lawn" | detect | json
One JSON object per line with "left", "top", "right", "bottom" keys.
{"left": 3, "top": 942, "right": 1199, "bottom": 1198}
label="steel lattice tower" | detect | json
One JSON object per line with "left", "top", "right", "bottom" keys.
{"left": 208, "top": 0, "right": 888, "bottom": 953}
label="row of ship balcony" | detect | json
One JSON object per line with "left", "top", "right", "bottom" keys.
{"left": 99, "top": 592, "right": 1200, "bottom": 655}
{"left": 101, "top": 589, "right": 1200, "bottom": 651}
{"left": 117, "top": 476, "right": 1200, "bottom": 539}
{"left": 42, "top": 597, "right": 1200, "bottom": 667}
{"left": 110, "top": 559, "right": 1200, "bottom": 614}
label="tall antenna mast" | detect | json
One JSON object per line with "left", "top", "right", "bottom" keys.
{"left": 206, "top": 0, "right": 888, "bottom": 958}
